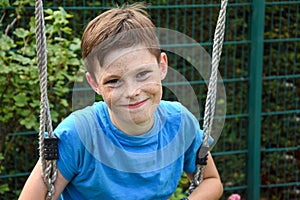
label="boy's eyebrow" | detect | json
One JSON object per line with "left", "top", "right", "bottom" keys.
{"left": 102, "top": 65, "right": 154, "bottom": 81}
{"left": 102, "top": 74, "right": 120, "bottom": 81}
{"left": 135, "top": 65, "right": 154, "bottom": 71}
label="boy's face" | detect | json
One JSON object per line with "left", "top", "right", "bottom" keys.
{"left": 87, "top": 46, "right": 168, "bottom": 135}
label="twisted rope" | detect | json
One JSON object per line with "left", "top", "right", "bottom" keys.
{"left": 35, "top": 0, "right": 57, "bottom": 199}
{"left": 188, "top": 0, "right": 228, "bottom": 194}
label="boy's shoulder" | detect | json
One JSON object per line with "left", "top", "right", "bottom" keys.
{"left": 158, "top": 100, "right": 200, "bottom": 130}
{"left": 159, "top": 100, "right": 182, "bottom": 112}
{"left": 54, "top": 104, "right": 100, "bottom": 136}
{"left": 159, "top": 100, "right": 194, "bottom": 118}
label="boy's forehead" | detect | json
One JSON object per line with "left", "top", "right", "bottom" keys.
{"left": 103, "top": 45, "right": 146, "bottom": 63}
{"left": 102, "top": 45, "right": 154, "bottom": 68}
{"left": 92, "top": 45, "right": 158, "bottom": 80}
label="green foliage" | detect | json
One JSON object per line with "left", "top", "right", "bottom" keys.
{"left": 45, "top": 7, "right": 74, "bottom": 37}
{"left": 169, "top": 173, "right": 190, "bottom": 200}
{"left": 0, "top": 4, "right": 83, "bottom": 198}
{"left": 0, "top": 6, "right": 83, "bottom": 134}
{"left": 0, "top": 0, "right": 9, "bottom": 8}
{"left": 0, "top": 0, "right": 90, "bottom": 198}
{"left": 0, "top": 153, "right": 9, "bottom": 194}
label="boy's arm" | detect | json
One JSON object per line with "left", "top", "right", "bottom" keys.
{"left": 186, "top": 152, "right": 223, "bottom": 200}
{"left": 19, "top": 159, "right": 68, "bottom": 200}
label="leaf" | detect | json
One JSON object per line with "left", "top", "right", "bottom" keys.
{"left": 13, "top": 93, "right": 28, "bottom": 107}
{"left": 0, "top": 111, "right": 13, "bottom": 123}
{"left": 58, "top": 7, "right": 73, "bottom": 18}
{"left": 10, "top": 53, "right": 32, "bottom": 65}
{"left": 0, "top": 0, "right": 9, "bottom": 7}
{"left": 20, "top": 117, "right": 36, "bottom": 130}
{"left": 69, "top": 38, "right": 81, "bottom": 51}
{"left": 61, "top": 26, "right": 72, "bottom": 35}
{"left": 12, "top": 0, "right": 34, "bottom": 7}
{"left": 44, "top": 8, "right": 53, "bottom": 15}
{"left": 14, "top": 28, "right": 29, "bottom": 39}
{"left": 0, "top": 34, "right": 16, "bottom": 51}
{"left": 50, "top": 110, "right": 59, "bottom": 123}
{"left": 20, "top": 110, "right": 31, "bottom": 117}
{"left": 29, "top": 100, "right": 41, "bottom": 108}
{"left": 0, "top": 65, "right": 12, "bottom": 73}
{"left": 67, "top": 58, "right": 80, "bottom": 66}
{"left": 20, "top": 44, "right": 36, "bottom": 57}
{"left": 60, "top": 99, "right": 69, "bottom": 107}
{"left": 44, "top": 15, "right": 53, "bottom": 21}
{"left": 0, "top": 184, "right": 9, "bottom": 194}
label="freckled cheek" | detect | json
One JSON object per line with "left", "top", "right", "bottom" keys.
{"left": 141, "top": 82, "right": 163, "bottom": 98}
{"left": 100, "top": 88, "right": 123, "bottom": 106}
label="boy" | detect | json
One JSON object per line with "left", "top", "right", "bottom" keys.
{"left": 20, "top": 3, "right": 223, "bottom": 200}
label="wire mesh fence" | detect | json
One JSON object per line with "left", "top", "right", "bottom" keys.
{"left": 0, "top": 0, "right": 299, "bottom": 199}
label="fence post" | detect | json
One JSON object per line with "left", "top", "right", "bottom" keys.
{"left": 247, "top": 0, "right": 265, "bottom": 199}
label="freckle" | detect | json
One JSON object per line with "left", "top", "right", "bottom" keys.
{"left": 114, "top": 63, "right": 128, "bottom": 74}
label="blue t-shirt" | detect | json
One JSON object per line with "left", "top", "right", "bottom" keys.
{"left": 54, "top": 100, "right": 204, "bottom": 200}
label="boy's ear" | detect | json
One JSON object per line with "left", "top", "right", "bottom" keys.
{"left": 86, "top": 72, "right": 101, "bottom": 95}
{"left": 159, "top": 52, "right": 168, "bottom": 80}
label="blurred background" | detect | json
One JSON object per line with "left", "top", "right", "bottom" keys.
{"left": 0, "top": 0, "right": 299, "bottom": 199}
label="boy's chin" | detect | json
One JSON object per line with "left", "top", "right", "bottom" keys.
{"left": 124, "top": 115, "right": 153, "bottom": 126}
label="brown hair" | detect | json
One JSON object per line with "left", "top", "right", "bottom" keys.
{"left": 81, "top": 3, "right": 161, "bottom": 81}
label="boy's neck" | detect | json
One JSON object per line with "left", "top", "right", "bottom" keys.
{"left": 108, "top": 109, "right": 155, "bottom": 136}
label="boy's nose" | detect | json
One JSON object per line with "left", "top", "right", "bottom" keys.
{"left": 125, "top": 82, "right": 141, "bottom": 98}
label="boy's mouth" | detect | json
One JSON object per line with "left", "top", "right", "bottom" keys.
{"left": 127, "top": 99, "right": 148, "bottom": 109}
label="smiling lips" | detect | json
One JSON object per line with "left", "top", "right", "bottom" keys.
{"left": 127, "top": 99, "right": 148, "bottom": 109}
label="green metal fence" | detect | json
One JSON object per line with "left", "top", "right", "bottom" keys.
{"left": 0, "top": 0, "right": 299, "bottom": 199}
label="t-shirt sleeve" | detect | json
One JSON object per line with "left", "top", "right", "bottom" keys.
{"left": 54, "top": 114, "right": 82, "bottom": 181}
{"left": 183, "top": 129, "right": 214, "bottom": 173}
{"left": 180, "top": 104, "right": 214, "bottom": 174}
{"left": 183, "top": 128, "right": 203, "bottom": 173}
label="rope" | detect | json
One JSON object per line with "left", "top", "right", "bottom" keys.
{"left": 35, "top": 0, "right": 57, "bottom": 199}
{"left": 188, "top": 0, "right": 228, "bottom": 194}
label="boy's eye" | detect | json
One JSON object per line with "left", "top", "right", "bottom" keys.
{"left": 106, "top": 79, "right": 118, "bottom": 84}
{"left": 104, "top": 79, "right": 120, "bottom": 86}
{"left": 137, "top": 71, "right": 151, "bottom": 79}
